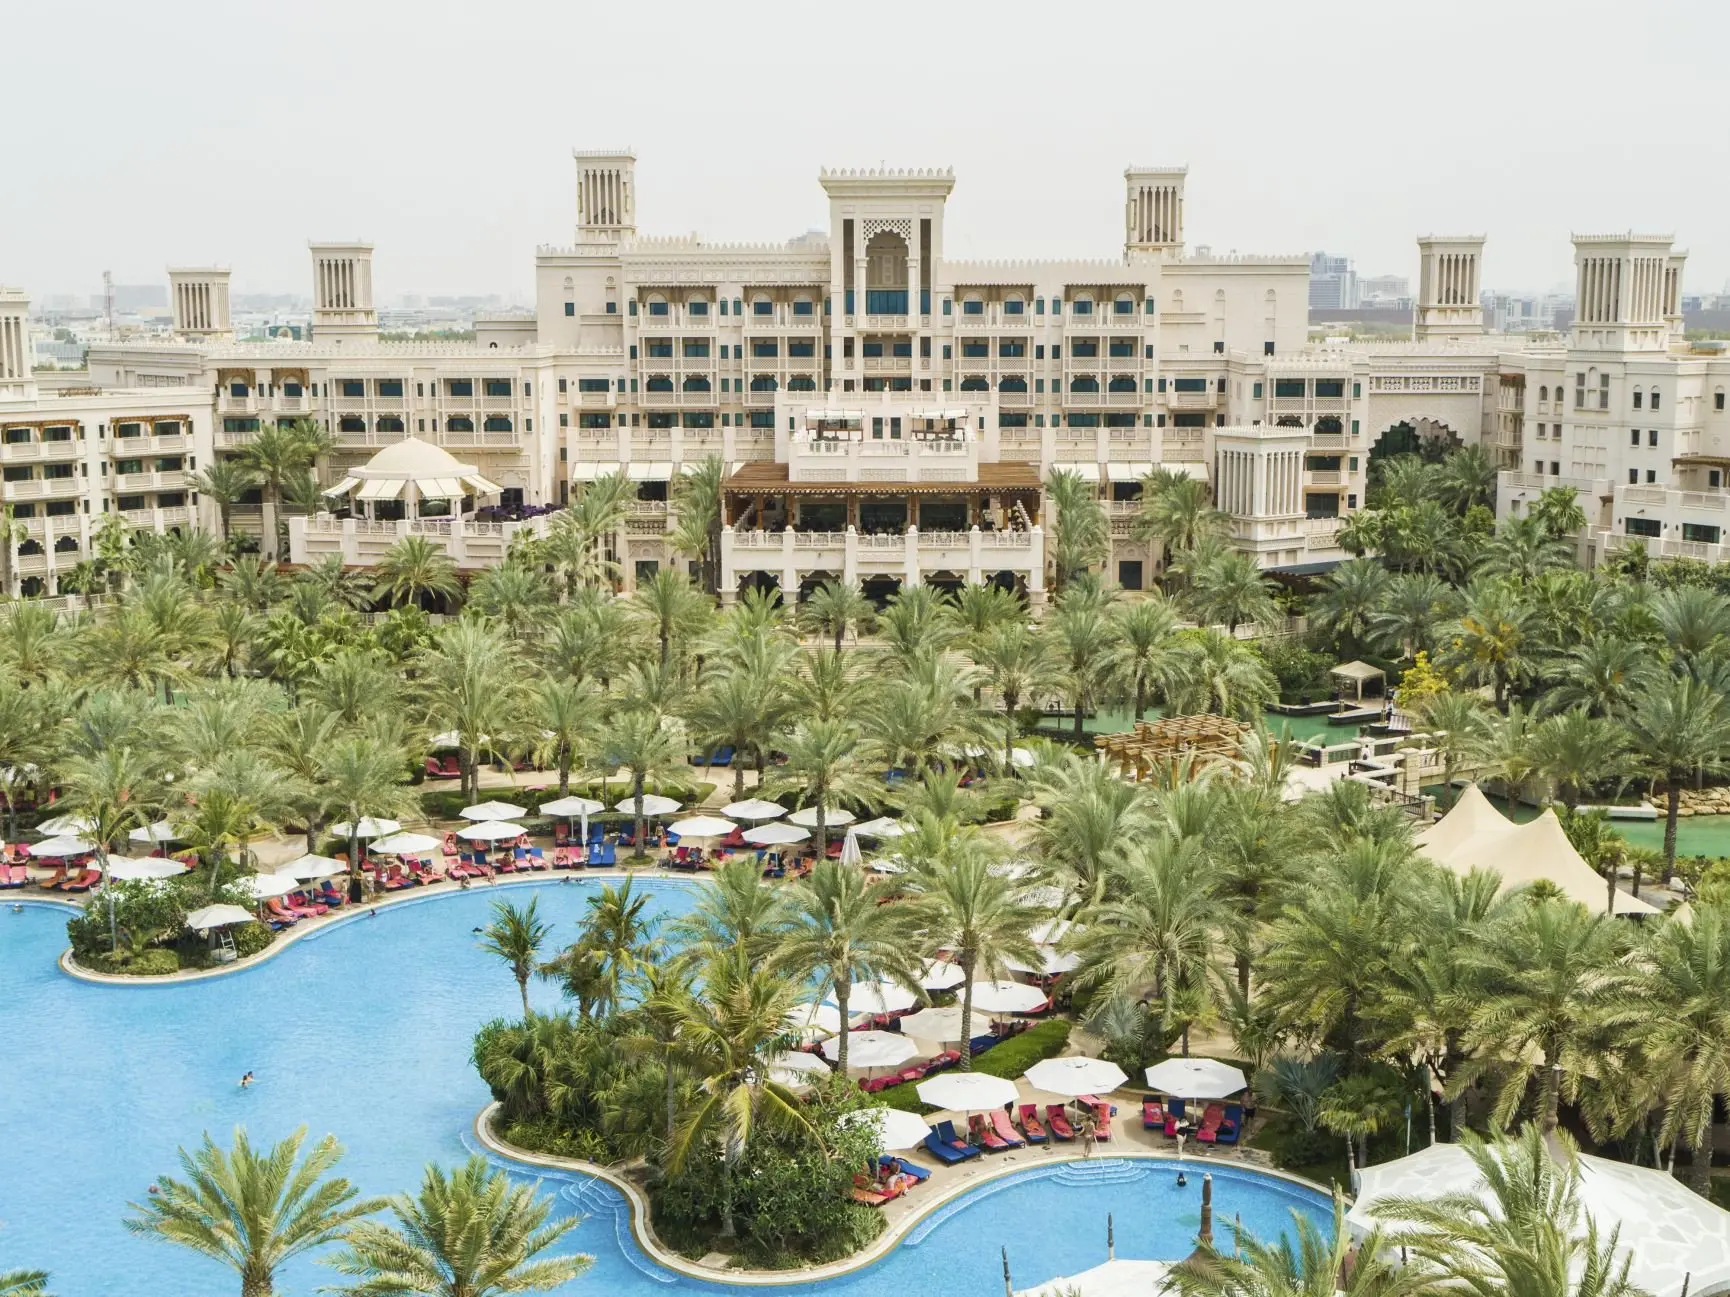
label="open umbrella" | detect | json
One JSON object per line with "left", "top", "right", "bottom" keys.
{"left": 185, "top": 903, "right": 256, "bottom": 930}
{"left": 669, "top": 815, "right": 736, "bottom": 840}
{"left": 763, "top": 1051, "right": 830, "bottom": 1088}
{"left": 128, "top": 820, "right": 178, "bottom": 844}
{"left": 104, "top": 856, "right": 187, "bottom": 881}
{"left": 919, "top": 959, "right": 966, "bottom": 991}
{"left": 1143, "top": 1058, "right": 1248, "bottom": 1099}
{"left": 330, "top": 817, "right": 400, "bottom": 839}
{"left": 460, "top": 800, "right": 527, "bottom": 821}
{"left": 825, "top": 980, "right": 918, "bottom": 1015}
{"left": 614, "top": 794, "right": 681, "bottom": 818}
{"left": 788, "top": 805, "right": 855, "bottom": 829}
{"left": 722, "top": 798, "right": 786, "bottom": 821}
{"left": 899, "top": 1005, "right": 967, "bottom": 1043}
{"left": 1025, "top": 1056, "right": 1127, "bottom": 1098}
{"left": 1004, "top": 947, "right": 1081, "bottom": 976}
{"left": 370, "top": 832, "right": 441, "bottom": 856}
{"left": 1028, "top": 918, "right": 1081, "bottom": 945}
{"left": 33, "top": 836, "right": 95, "bottom": 858}
{"left": 917, "top": 1071, "right": 1018, "bottom": 1112}
{"left": 966, "top": 980, "right": 1048, "bottom": 1013}
{"left": 279, "top": 853, "right": 344, "bottom": 882}
{"left": 820, "top": 1030, "right": 918, "bottom": 1071}
{"left": 785, "top": 1002, "right": 845, "bottom": 1038}
{"left": 853, "top": 816, "right": 909, "bottom": 839}
{"left": 37, "top": 814, "right": 95, "bottom": 837}
{"left": 457, "top": 820, "right": 523, "bottom": 843}
{"left": 838, "top": 1106, "right": 933, "bottom": 1151}
{"left": 838, "top": 827, "right": 864, "bottom": 868}
{"left": 743, "top": 822, "right": 809, "bottom": 846}
{"left": 233, "top": 873, "right": 299, "bottom": 901}
{"left": 539, "top": 795, "right": 604, "bottom": 818}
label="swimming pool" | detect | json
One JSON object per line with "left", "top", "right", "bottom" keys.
{"left": 0, "top": 881, "right": 1331, "bottom": 1295}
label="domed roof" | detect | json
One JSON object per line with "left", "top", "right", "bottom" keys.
{"left": 355, "top": 436, "right": 476, "bottom": 479}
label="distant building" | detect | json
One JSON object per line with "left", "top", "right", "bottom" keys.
{"left": 1358, "top": 274, "right": 1410, "bottom": 305}
{"left": 1309, "top": 253, "right": 1358, "bottom": 310}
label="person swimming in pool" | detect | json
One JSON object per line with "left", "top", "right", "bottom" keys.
{"left": 1176, "top": 1171, "right": 1188, "bottom": 1187}
{"left": 239, "top": 1071, "right": 254, "bottom": 1088}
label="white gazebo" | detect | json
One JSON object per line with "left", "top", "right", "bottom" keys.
{"left": 323, "top": 437, "right": 501, "bottom": 521}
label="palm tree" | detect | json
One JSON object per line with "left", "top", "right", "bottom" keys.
{"left": 467, "top": 564, "right": 555, "bottom": 642}
{"left": 373, "top": 535, "right": 463, "bottom": 612}
{"left": 1530, "top": 706, "right": 1628, "bottom": 807}
{"left": 1187, "top": 549, "right": 1282, "bottom": 634}
{"left": 237, "top": 418, "right": 329, "bottom": 561}
{"left": 1652, "top": 586, "right": 1730, "bottom": 667}
{"left": 1528, "top": 483, "right": 1590, "bottom": 540}
{"left": 876, "top": 583, "right": 959, "bottom": 665}
{"left": 628, "top": 567, "right": 711, "bottom": 667}
{"left": 1044, "top": 585, "right": 1124, "bottom": 744}
{"left": 1318, "top": 1072, "right": 1404, "bottom": 1174}
{"left": 528, "top": 676, "right": 598, "bottom": 798}
{"left": 1551, "top": 635, "right": 1654, "bottom": 718}
{"left": 973, "top": 620, "right": 1056, "bottom": 767}
{"left": 480, "top": 897, "right": 552, "bottom": 1019}
{"left": 1440, "top": 578, "right": 1536, "bottom": 709}
{"left": 1168, "top": 1193, "right": 1423, "bottom": 1297}
{"left": 323, "top": 1155, "right": 589, "bottom": 1297}
{"left": 125, "top": 1126, "right": 381, "bottom": 1297}
{"left": 670, "top": 856, "right": 791, "bottom": 968}
{"left": 606, "top": 706, "right": 684, "bottom": 858}
{"left": 1475, "top": 703, "right": 1541, "bottom": 811}
{"left": 1027, "top": 754, "right": 1152, "bottom": 902}
{"left": 1132, "top": 468, "right": 1225, "bottom": 586}
{"left": 1045, "top": 468, "right": 1108, "bottom": 593}
{"left": 686, "top": 665, "right": 774, "bottom": 801}
{"left": 564, "top": 877, "right": 659, "bottom": 1018}
{"left": 317, "top": 736, "right": 414, "bottom": 891}
{"left": 1457, "top": 899, "right": 1633, "bottom": 1133}
{"left": 1370, "top": 571, "right": 1456, "bottom": 661}
{"left": 776, "top": 857, "right": 924, "bottom": 1072}
{"left": 1437, "top": 443, "right": 1501, "bottom": 514}
{"left": 1637, "top": 904, "right": 1730, "bottom": 1195}
{"left": 903, "top": 822, "right": 1040, "bottom": 1068}
{"left": 1477, "top": 515, "right": 1575, "bottom": 586}
{"left": 190, "top": 459, "right": 261, "bottom": 543}
{"left": 59, "top": 746, "right": 160, "bottom": 952}
{"left": 801, "top": 579, "right": 875, "bottom": 652}
{"left": 1167, "top": 630, "right": 1278, "bottom": 721}
{"left": 416, "top": 619, "right": 527, "bottom": 803}
{"left": 662, "top": 953, "right": 817, "bottom": 1238}
{"left": 1627, "top": 674, "right": 1730, "bottom": 881}
{"left": 669, "top": 454, "right": 725, "bottom": 593}
{"left": 1109, "top": 596, "right": 1180, "bottom": 721}
{"left": 0, "top": 1272, "right": 51, "bottom": 1297}
{"left": 1412, "top": 691, "right": 1490, "bottom": 809}
{"left": 764, "top": 717, "right": 880, "bottom": 857}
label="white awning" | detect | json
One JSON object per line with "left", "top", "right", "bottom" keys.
{"left": 1157, "top": 461, "right": 1209, "bottom": 480}
{"left": 324, "top": 476, "right": 360, "bottom": 496}
{"left": 1065, "top": 462, "right": 1102, "bottom": 482}
{"left": 626, "top": 462, "right": 673, "bottom": 481}
{"left": 356, "top": 478, "right": 406, "bottom": 501}
{"left": 416, "top": 477, "right": 466, "bottom": 499}
{"left": 1105, "top": 462, "right": 1154, "bottom": 481}
{"left": 571, "top": 462, "right": 615, "bottom": 481}
{"left": 461, "top": 473, "right": 502, "bottom": 494}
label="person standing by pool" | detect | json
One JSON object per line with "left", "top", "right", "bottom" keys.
{"left": 1079, "top": 1112, "right": 1097, "bottom": 1158}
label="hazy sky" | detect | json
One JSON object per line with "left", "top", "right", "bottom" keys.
{"left": 9, "top": 0, "right": 1728, "bottom": 303}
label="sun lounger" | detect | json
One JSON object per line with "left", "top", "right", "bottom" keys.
{"left": 554, "top": 822, "right": 571, "bottom": 846}
{"left": 922, "top": 1127, "right": 980, "bottom": 1164}
{"left": 989, "top": 1110, "right": 1027, "bottom": 1148}
{"left": 1045, "top": 1104, "right": 1075, "bottom": 1141}
{"left": 881, "top": 1155, "right": 930, "bottom": 1184}
{"left": 1142, "top": 1095, "right": 1166, "bottom": 1129}
{"left": 968, "top": 1113, "right": 1011, "bottom": 1151}
{"left": 527, "top": 846, "right": 547, "bottom": 870}
{"left": 438, "top": 755, "right": 461, "bottom": 778}
{"left": 1215, "top": 1104, "right": 1242, "bottom": 1145}
{"left": 265, "top": 897, "right": 299, "bottom": 924}
{"left": 1195, "top": 1102, "right": 1225, "bottom": 1143}
{"left": 1091, "top": 1101, "right": 1113, "bottom": 1140}
{"left": 442, "top": 832, "right": 459, "bottom": 856}
{"left": 0, "top": 864, "right": 27, "bottom": 889}
{"left": 1016, "top": 1103, "right": 1048, "bottom": 1143}
{"left": 317, "top": 881, "right": 346, "bottom": 907}
{"left": 60, "top": 868, "right": 100, "bottom": 892}
{"left": 285, "top": 891, "right": 327, "bottom": 917}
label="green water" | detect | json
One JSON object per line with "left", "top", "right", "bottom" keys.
{"left": 1032, "top": 706, "right": 1353, "bottom": 746}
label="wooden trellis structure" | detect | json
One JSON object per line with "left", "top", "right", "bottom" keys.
{"left": 1094, "top": 714, "right": 1251, "bottom": 782}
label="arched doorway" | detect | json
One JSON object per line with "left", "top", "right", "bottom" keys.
{"left": 1371, "top": 418, "right": 1460, "bottom": 464}
{"left": 865, "top": 230, "right": 909, "bottom": 314}
{"left": 738, "top": 572, "right": 781, "bottom": 603}
{"left": 925, "top": 570, "right": 964, "bottom": 598}
{"left": 861, "top": 574, "right": 902, "bottom": 607}
{"left": 987, "top": 570, "right": 1028, "bottom": 602}
{"left": 797, "top": 570, "right": 839, "bottom": 604}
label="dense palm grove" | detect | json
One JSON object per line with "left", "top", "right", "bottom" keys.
{"left": 8, "top": 443, "right": 1730, "bottom": 1292}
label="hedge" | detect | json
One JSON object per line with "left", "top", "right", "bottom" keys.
{"left": 872, "top": 1018, "right": 1073, "bottom": 1113}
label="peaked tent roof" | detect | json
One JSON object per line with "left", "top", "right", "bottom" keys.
{"left": 1330, "top": 659, "right": 1385, "bottom": 680}
{"left": 1417, "top": 783, "right": 1657, "bottom": 915}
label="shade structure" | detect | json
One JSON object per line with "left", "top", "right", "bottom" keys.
{"left": 1347, "top": 1141, "right": 1730, "bottom": 1297}
{"left": 838, "top": 1106, "right": 934, "bottom": 1152}
{"left": 457, "top": 820, "right": 524, "bottom": 843}
{"left": 919, "top": 959, "right": 966, "bottom": 991}
{"left": 1025, "top": 1056, "right": 1128, "bottom": 1098}
{"left": 323, "top": 437, "right": 502, "bottom": 514}
{"left": 825, "top": 980, "right": 918, "bottom": 1015}
{"left": 669, "top": 815, "right": 736, "bottom": 840}
{"left": 370, "top": 833, "right": 441, "bottom": 856}
{"left": 838, "top": 827, "right": 863, "bottom": 868}
{"left": 330, "top": 817, "right": 400, "bottom": 839}
{"left": 33, "top": 836, "right": 94, "bottom": 857}
{"left": 917, "top": 1071, "right": 1019, "bottom": 1112}
{"left": 785, "top": 1002, "right": 845, "bottom": 1038}
{"left": 1143, "top": 1057, "right": 1248, "bottom": 1099}
{"left": 1028, "top": 918, "right": 1081, "bottom": 945}
{"left": 615, "top": 795, "right": 681, "bottom": 817}
{"left": 104, "top": 856, "right": 187, "bottom": 881}
{"left": 788, "top": 805, "right": 855, "bottom": 829}
{"left": 742, "top": 822, "right": 809, "bottom": 846}
{"left": 37, "top": 814, "right": 95, "bottom": 837}
{"left": 763, "top": 1051, "right": 831, "bottom": 1088}
{"left": 721, "top": 798, "right": 787, "bottom": 821}
{"left": 128, "top": 820, "right": 178, "bottom": 844}
{"left": 539, "top": 796, "right": 605, "bottom": 818}
{"left": 820, "top": 1030, "right": 918, "bottom": 1070}
{"left": 279, "top": 853, "right": 345, "bottom": 881}
{"left": 966, "top": 980, "right": 1048, "bottom": 1013}
{"left": 853, "top": 816, "right": 910, "bottom": 839}
{"left": 898, "top": 1005, "right": 967, "bottom": 1042}
{"left": 233, "top": 873, "right": 299, "bottom": 901}
{"left": 1004, "top": 947, "right": 1082, "bottom": 976}
{"left": 185, "top": 903, "right": 256, "bottom": 930}
{"left": 460, "top": 800, "right": 527, "bottom": 821}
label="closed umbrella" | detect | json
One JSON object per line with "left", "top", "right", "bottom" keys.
{"left": 128, "top": 820, "right": 178, "bottom": 844}
{"left": 1025, "top": 1056, "right": 1128, "bottom": 1098}
{"left": 457, "top": 820, "right": 523, "bottom": 843}
{"left": 1143, "top": 1058, "right": 1248, "bottom": 1100}
{"left": 185, "top": 903, "right": 256, "bottom": 931}
{"left": 540, "top": 796, "right": 605, "bottom": 845}
{"left": 899, "top": 1005, "right": 967, "bottom": 1043}
{"left": 33, "top": 836, "right": 95, "bottom": 858}
{"left": 37, "top": 814, "right": 95, "bottom": 837}
{"left": 919, "top": 959, "right": 965, "bottom": 991}
{"left": 917, "top": 1072, "right": 1019, "bottom": 1112}
{"left": 853, "top": 816, "right": 910, "bottom": 839}
{"left": 614, "top": 794, "right": 681, "bottom": 817}
{"left": 825, "top": 980, "right": 918, "bottom": 1015}
{"left": 838, "top": 827, "right": 863, "bottom": 868}
{"left": 722, "top": 798, "right": 786, "bottom": 821}
{"left": 104, "top": 856, "right": 187, "bottom": 881}
{"left": 838, "top": 1106, "right": 933, "bottom": 1152}
{"left": 966, "top": 980, "right": 1048, "bottom": 1013}
{"left": 234, "top": 873, "right": 298, "bottom": 901}
{"left": 370, "top": 832, "right": 441, "bottom": 856}
{"left": 669, "top": 815, "right": 736, "bottom": 840}
{"left": 820, "top": 1030, "right": 918, "bottom": 1071}
{"left": 460, "top": 800, "right": 527, "bottom": 821}
{"left": 330, "top": 817, "right": 399, "bottom": 839}
{"left": 743, "top": 822, "right": 809, "bottom": 847}
{"left": 279, "top": 853, "right": 344, "bottom": 882}
{"left": 788, "top": 805, "right": 854, "bottom": 829}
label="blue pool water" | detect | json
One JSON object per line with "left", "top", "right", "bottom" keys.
{"left": 0, "top": 881, "right": 1331, "bottom": 1295}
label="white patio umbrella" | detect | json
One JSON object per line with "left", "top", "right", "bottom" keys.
{"left": 785, "top": 1001, "right": 845, "bottom": 1038}
{"left": 899, "top": 1005, "right": 967, "bottom": 1043}
{"left": 279, "top": 853, "right": 345, "bottom": 882}
{"left": 457, "top": 820, "right": 524, "bottom": 843}
{"left": 788, "top": 805, "right": 855, "bottom": 829}
{"left": 669, "top": 815, "right": 736, "bottom": 840}
{"left": 1025, "top": 1056, "right": 1128, "bottom": 1098}
{"left": 722, "top": 798, "right": 787, "bottom": 821}
{"left": 330, "top": 817, "right": 400, "bottom": 839}
{"left": 839, "top": 827, "right": 863, "bottom": 868}
{"left": 763, "top": 1051, "right": 831, "bottom": 1088}
{"left": 185, "top": 903, "right": 256, "bottom": 930}
{"left": 540, "top": 796, "right": 605, "bottom": 844}
{"left": 233, "top": 873, "right": 299, "bottom": 901}
{"left": 615, "top": 794, "right": 681, "bottom": 817}
{"left": 966, "top": 980, "right": 1049, "bottom": 1013}
{"left": 1028, "top": 918, "right": 1082, "bottom": 945}
{"left": 825, "top": 980, "right": 918, "bottom": 1015}
{"left": 37, "top": 814, "right": 95, "bottom": 837}
{"left": 820, "top": 1030, "right": 918, "bottom": 1071}
{"left": 1004, "top": 947, "right": 1082, "bottom": 976}
{"left": 838, "top": 1106, "right": 934, "bottom": 1152}
{"left": 1011, "top": 747, "right": 1037, "bottom": 769}
{"left": 917, "top": 1072, "right": 1018, "bottom": 1112}
{"left": 370, "top": 832, "right": 441, "bottom": 856}
{"left": 460, "top": 800, "right": 527, "bottom": 821}
{"left": 919, "top": 959, "right": 966, "bottom": 991}
{"left": 128, "top": 820, "right": 178, "bottom": 844}
{"left": 853, "top": 816, "right": 910, "bottom": 839}
{"left": 32, "top": 836, "right": 95, "bottom": 857}
{"left": 1143, "top": 1057, "right": 1249, "bottom": 1099}
{"left": 743, "top": 822, "right": 809, "bottom": 847}
{"left": 104, "top": 856, "right": 188, "bottom": 881}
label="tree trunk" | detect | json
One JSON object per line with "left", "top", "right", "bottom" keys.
{"left": 835, "top": 980, "right": 850, "bottom": 1073}
{"left": 665, "top": 1063, "right": 677, "bottom": 1140}
{"left": 1135, "top": 679, "right": 1148, "bottom": 722}
{"left": 959, "top": 970, "right": 975, "bottom": 1072}
{"left": 558, "top": 754, "right": 571, "bottom": 798}
{"left": 719, "top": 1157, "right": 736, "bottom": 1239}
{"left": 816, "top": 803, "right": 828, "bottom": 861}
{"left": 1663, "top": 783, "right": 1681, "bottom": 883}
{"left": 1072, "top": 692, "right": 1085, "bottom": 746}
{"left": 1607, "top": 862, "right": 1618, "bottom": 915}
{"left": 633, "top": 777, "right": 647, "bottom": 860}
{"left": 1541, "top": 1054, "right": 1562, "bottom": 1134}
{"left": 1236, "top": 951, "right": 1251, "bottom": 998}
{"left": 99, "top": 848, "right": 118, "bottom": 953}
{"left": 518, "top": 973, "right": 531, "bottom": 1019}
{"left": 1685, "top": 1131, "right": 1714, "bottom": 1198}
{"left": 834, "top": 623, "right": 844, "bottom": 654}
{"left": 347, "top": 831, "right": 363, "bottom": 903}
{"left": 262, "top": 489, "right": 280, "bottom": 562}
{"left": 241, "top": 1268, "right": 274, "bottom": 1297}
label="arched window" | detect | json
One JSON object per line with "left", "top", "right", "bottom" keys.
{"left": 483, "top": 416, "right": 513, "bottom": 432}
{"left": 750, "top": 374, "right": 778, "bottom": 392}
{"left": 960, "top": 376, "right": 990, "bottom": 391}
{"left": 376, "top": 416, "right": 404, "bottom": 433}
{"left": 682, "top": 375, "right": 711, "bottom": 392}
{"left": 1072, "top": 295, "right": 1094, "bottom": 315}
{"left": 229, "top": 382, "right": 249, "bottom": 397}
{"left": 1107, "top": 376, "right": 1135, "bottom": 393}
{"left": 792, "top": 296, "right": 814, "bottom": 317}
{"left": 53, "top": 535, "right": 76, "bottom": 553}
{"left": 646, "top": 294, "right": 668, "bottom": 317}
{"left": 999, "top": 376, "right": 1028, "bottom": 393}
{"left": 16, "top": 540, "right": 41, "bottom": 557}
{"left": 1315, "top": 416, "right": 1342, "bottom": 434}
{"left": 787, "top": 375, "right": 816, "bottom": 391}
{"left": 962, "top": 296, "right": 984, "bottom": 316}
{"left": 646, "top": 375, "right": 674, "bottom": 393}
{"left": 1114, "top": 295, "right": 1135, "bottom": 315}
{"left": 864, "top": 230, "right": 909, "bottom": 313}
{"left": 563, "top": 276, "right": 574, "bottom": 291}
{"left": 752, "top": 295, "right": 773, "bottom": 316}
{"left": 1651, "top": 387, "right": 1661, "bottom": 411}
{"left": 1276, "top": 416, "right": 1304, "bottom": 427}
{"left": 1538, "top": 385, "right": 1548, "bottom": 403}
{"left": 338, "top": 416, "right": 365, "bottom": 433}
{"left": 1003, "top": 295, "right": 1025, "bottom": 316}
{"left": 1070, "top": 376, "right": 1100, "bottom": 394}
{"left": 447, "top": 416, "right": 475, "bottom": 433}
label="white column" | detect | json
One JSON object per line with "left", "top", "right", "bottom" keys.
{"left": 968, "top": 524, "right": 983, "bottom": 585}
{"left": 904, "top": 524, "right": 921, "bottom": 587}
{"left": 719, "top": 524, "right": 737, "bottom": 604}
{"left": 843, "top": 525, "right": 859, "bottom": 586}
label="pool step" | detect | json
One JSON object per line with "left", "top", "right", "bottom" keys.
{"left": 1051, "top": 1160, "right": 1149, "bottom": 1188}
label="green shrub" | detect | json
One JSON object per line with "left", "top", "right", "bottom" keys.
{"left": 971, "top": 1018, "right": 1072, "bottom": 1080}
{"left": 230, "top": 921, "right": 274, "bottom": 959}
{"left": 1255, "top": 639, "right": 1333, "bottom": 704}
{"left": 82, "top": 948, "right": 180, "bottom": 976}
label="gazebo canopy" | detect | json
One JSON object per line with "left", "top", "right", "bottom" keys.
{"left": 1330, "top": 659, "right": 1385, "bottom": 683}
{"left": 324, "top": 437, "right": 501, "bottom": 508}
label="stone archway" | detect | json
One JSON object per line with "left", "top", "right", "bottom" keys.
{"left": 738, "top": 572, "right": 781, "bottom": 603}
{"left": 797, "top": 570, "right": 839, "bottom": 604}
{"left": 861, "top": 574, "right": 902, "bottom": 607}
{"left": 1371, "top": 417, "right": 1461, "bottom": 464}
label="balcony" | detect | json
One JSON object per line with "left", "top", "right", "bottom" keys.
{"left": 721, "top": 523, "right": 1043, "bottom": 580}
{"left": 216, "top": 427, "right": 258, "bottom": 449}
{"left": 576, "top": 388, "right": 616, "bottom": 409}
{"left": 1167, "top": 390, "right": 1218, "bottom": 411}
{"left": 953, "top": 309, "right": 1033, "bottom": 331}
{"left": 5, "top": 475, "right": 85, "bottom": 500}
{"left": 1309, "top": 432, "right": 1348, "bottom": 450}
{"left": 112, "top": 433, "right": 190, "bottom": 457}
{"left": 862, "top": 356, "right": 912, "bottom": 374}
{"left": 1307, "top": 470, "right": 1343, "bottom": 487}
{"left": 114, "top": 469, "right": 189, "bottom": 492}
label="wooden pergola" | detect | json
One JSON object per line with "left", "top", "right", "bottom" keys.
{"left": 1094, "top": 714, "right": 1251, "bottom": 781}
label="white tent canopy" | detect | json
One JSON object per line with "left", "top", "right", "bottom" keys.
{"left": 743, "top": 822, "right": 809, "bottom": 846}
{"left": 105, "top": 856, "right": 188, "bottom": 881}
{"left": 853, "top": 816, "right": 910, "bottom": 839}
{"left": 37, "top": 814, "right": 95, "bottom": 837}
{"left": 785, "top": 1002, "right": 844, "bottom": 1038}
{"left": 457, "top": 820, "right": 523, "bottom": 842}
{"left": 966, "top": 980, "right": 1048, "bottom": 1013}
{"left": 837, "top": 1106, "right": 932, "bottom": 1151}
{"left": 788, "top": 805, "right": 854, "bottom": 829}
{"left": 185, "top": 903, "right": 257, "bottom": 930}
{"left": 898, "top": 1005, "right": 967, "bottom": 1043}
{"left": 279, "top": 853, "right": 345, "bottom": 881}
{"left": 824, "top": 980, "right": 918, "bottom": 1015}
{"left": 233, "top": 873, "right": 299, "bottom": 901}
{"left": 128, "top": 820, "right": 178, "bottom": 844}
{"left": 370, "top": 833, "right": 441, "bottom": 856}
{"left": 1349, "top": 1141, "right": 1730, "bottom": 1297}
{"left": 1418, "top": 784, "right": 1657, "bottom": 915}
{"left": 331, "top": 817, "right": 400, "bottom": 839}
{"left": 669, "top": 816, "right": 735, "bottom": 839}
{"left": 460, "top": 800, "right": 527, "bottom": 821}
{"left": 32, "top": 836, "right": 94, "bottom": 857}
{"left": 321, "top": 437, "right": 501, "bottom": 517}
{"left": 918, "top": 959, "right": 966, "bottom": 991}
{"left": 1025, "top": 1056, "right": 1127, "bottom": 1098}
{"left": 539, "top": 796, "right": 605, "bottom": 818}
